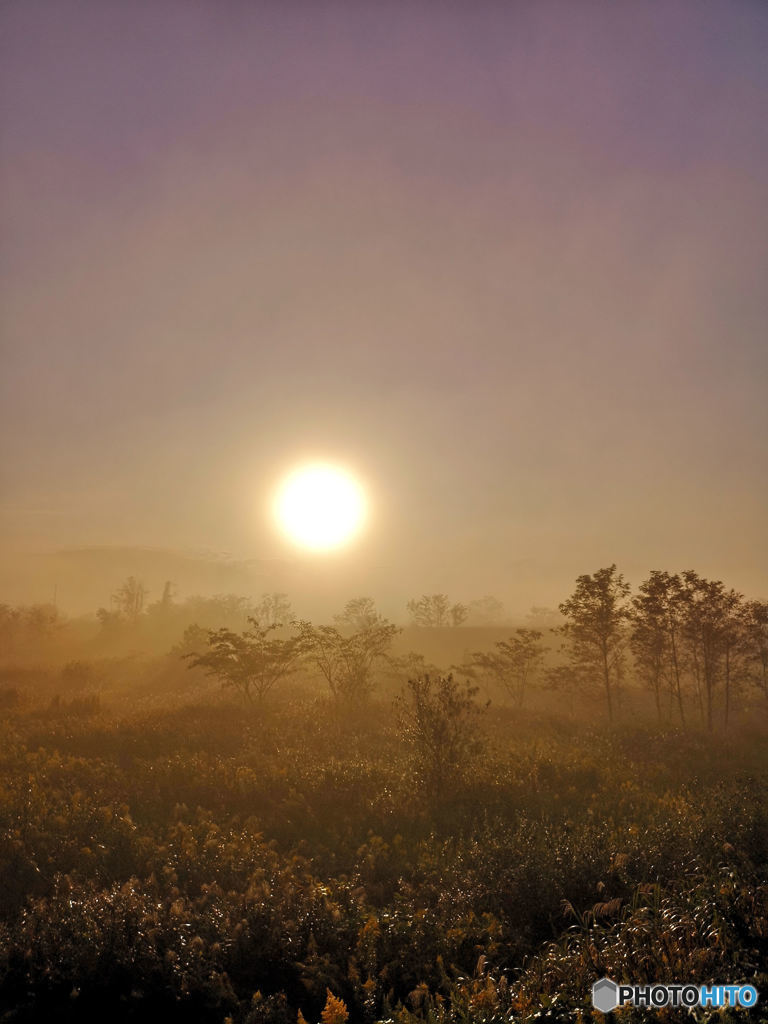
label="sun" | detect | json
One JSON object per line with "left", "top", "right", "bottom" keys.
{"left": 273, "top": 463, "right": 367, "bottom": 551}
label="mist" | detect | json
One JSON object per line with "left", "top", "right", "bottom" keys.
{"left": 1, "top": 0, "right": 766, "bottom": 616}
{"left": 1, "top": 6, "right": 768, "bottom": 1018}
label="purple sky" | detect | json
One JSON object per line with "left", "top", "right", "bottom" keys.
{"left": 1, "top": 0, "right": 767, "bottom": 615}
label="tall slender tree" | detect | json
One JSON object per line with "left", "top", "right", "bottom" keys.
{"left": 741, "top": 599, "right": 768, "bottom": 704}
{"left": 678, "top": 571, "right": 744, "bottom": 732}
{"left": 631, "top": 571, "right": 687, "bottom": 725}
{"left": 559, "top": 565, "right": 631, "bottom": 723}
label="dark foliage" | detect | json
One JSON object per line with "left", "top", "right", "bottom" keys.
{"left": 1, "top": 689, "right": 766, "bottom": 1023}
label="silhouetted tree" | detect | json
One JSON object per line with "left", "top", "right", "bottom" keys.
{"left": 95, "top": 606, "right": 122, "bottom": 632}
{"left": 253, "top": 592, "right": 293, "bottom": 628}
{"left": 395, "top": 674, "right": 486, "bottom": 799}
{"left": 170, "top": 623, "right": 210, "bottom": 659}
{"left": 112, "top": 577, "right": 147, "bottom": 624}
{"left": 386, "top": 650, "right": 441, "bottom": 686}
{"left": 465, "top": 629, "right": 544, "bottom": 708}
{"left": 144, "top": 582, "right": 176, "bottom": 632}
{"left": 334, "top": 596, "right": 382, "bottom": 631}
{"left": 542, "top": 663, "right": 586, "bottom": 716}
{"left": 0, "top": 603, "right": 62, "bottom": 653}
{"left": 407, "top": 594, "right": 467, "bottom": 627}
{"left": 0, "top": 604, "right": 22, "bottom": 656}
{"left": 186, "top": 619, "right": 303, "bottom": 702}
{"left": 720, "top": 587, "right": 745, "bottom": 730}
{"left": 631, "top": 571, "right": 687, "bottom": 725}
{"left": 295, "top": 618, "right": 399, "bottom": 704}
{"left": 466, "top": 596, "right": 507, "bottom": 626}
{"left": 23, "top": 603, "right": 61, "bottom": 644}
{"left": 678, "top": 571, "right": 743, "bottom": 731}
{"left": 179, "top": 594, "right": 255, "bottom": 631}
{"left": 450, "top": 602, "right": 469, "bottom": 626}
{"left": 559, "top": 565, "right": 631, "bottom": 723}
{"left": 741, "top": 599, "right": 768, "bottom": 704}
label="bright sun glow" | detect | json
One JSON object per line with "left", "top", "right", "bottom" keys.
{"left": 274, "top": 464, "right": 366, "bottom": 551}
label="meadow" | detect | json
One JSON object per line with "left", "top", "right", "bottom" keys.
{"left": 1, "top": 570, "right": 767, "bottom": 1022}
{"left": 0, "top": 666, "right": 766, "bottom": 1023}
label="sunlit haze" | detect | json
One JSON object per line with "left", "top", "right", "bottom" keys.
{"left": 2, "top": 6, "right": 768, "bottom": 1015}
{"left": 1, "top": 0, "right": 766, "bottom": 617}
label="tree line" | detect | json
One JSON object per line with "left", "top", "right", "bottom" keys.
{"left": 558, "top": 564, "right": 766, "bottom": 730}
{"left": 2, "top": 566, "right": 765, "bottom": 733}
{"left": 182, "top": 566, "right": 767, "bottom": 734}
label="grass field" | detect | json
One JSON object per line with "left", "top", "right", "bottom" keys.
{"left": 1, "top": 671, "right": 766, "bottom": 1023}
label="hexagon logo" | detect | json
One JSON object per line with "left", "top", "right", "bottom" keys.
{"left": 592, "top": 978, "right": 619, "bottom": 1014}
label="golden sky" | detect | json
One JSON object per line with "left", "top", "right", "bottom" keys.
{"left": 1, "top": 0, "right": 766, "bottom": 614}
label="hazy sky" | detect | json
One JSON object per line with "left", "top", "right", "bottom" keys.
{"left": 1, "top": 0, "right": 767, "bottom": 614}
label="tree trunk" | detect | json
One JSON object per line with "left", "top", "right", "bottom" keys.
{"left": 654, "top": 678, "right": 662, "bottom": 724}
{"left": 669, "top": 634, "right": 686, "bottom": 726}
{"left": 705, "top": 660, "right": 714, "bottom": 733}
{"left": 602, "top": 646, "right": 613, "bottom": 723}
